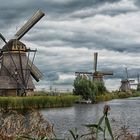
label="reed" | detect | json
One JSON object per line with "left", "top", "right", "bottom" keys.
{"left": 0, "top": 95, "right": 80, "bottom": 109}
{"left": 0, "top": 109, "right": 54, "bottom": 139}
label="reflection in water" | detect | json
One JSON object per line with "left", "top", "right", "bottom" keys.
{"left": 41, "top": 103, "right": 106, "bottom": 138}
{"left": 108, "top": 98, "right": 140, "bottom": 133}
{"left": 41, "top": 97, "right": 140, "bottom": 138}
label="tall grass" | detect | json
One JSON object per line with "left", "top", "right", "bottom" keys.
{"left": 0, "top": 95, "right": 80, "bottom": 109}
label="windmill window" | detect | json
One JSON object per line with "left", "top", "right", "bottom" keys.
{"left": 17, "top": 45, "right": 20, "bottom": 49}
{"left": 13, "top": 45, "right": 16, "bottom": 50}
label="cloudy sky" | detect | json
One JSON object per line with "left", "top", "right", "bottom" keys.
{"left": 0, "top": 0, "right": 140, "bottom": 91}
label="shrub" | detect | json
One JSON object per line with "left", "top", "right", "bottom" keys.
{"left": 73, "top": 76, "right": 106, "bottom": 102}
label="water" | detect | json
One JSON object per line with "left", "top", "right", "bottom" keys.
{"left": 40, "top": 97, "right": 140, "bottom": 138}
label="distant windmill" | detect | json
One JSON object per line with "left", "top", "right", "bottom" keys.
{"left": 131, "top": 74, "right": 140, "bottom": 91}
{"left": 75, "top": 52, "right": 113, "bottom": 83}
{"left": 93, "top": 52, "right": 113, "bottom": 82}
{"left": 137, "top": 74, "right": 140, "bottom": 91}
{"left": 119, "top": 68, "right": 134, "bottom": 92}
{"left": 0, "top": 10, "right": 45, "bottom": 96}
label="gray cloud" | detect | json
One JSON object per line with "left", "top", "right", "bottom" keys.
{"left": 0, "top": 0, "right": 140, "bottom": 91}
{"left": 24, "top": 26, "right": 140, "bottom": 54}
{"left": 0, "top": 0, "right": 127, "bottom": 30}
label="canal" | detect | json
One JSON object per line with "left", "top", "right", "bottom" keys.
{"left": 41, "top": 97, "right": 140, "bottom": 138}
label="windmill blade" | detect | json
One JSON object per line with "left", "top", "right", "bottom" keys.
{"left": 0, "top": 33, "right": 7, "bottom": 44}
{"left": 15, "top": 10, "right": 45, "bottom": 40}
{"left": 0, "top": 50, "right": 3, "bottom": 60}
{"left": 138, "top": 74, "right": 139, "bottom": 83}
{"left": 101, "top": 71, "right": 113, "bottom": 75}
{"left": 28, "top": 59, "right": 43, "bottom": 82}
{"left": 94, "top": 52, "right": 98, "bottom": 72}
{"left": 125, "top": 67, "right": 129, "bottom": 79}
{"left": 129, "top": 79, "right": 135, "bottom": 83}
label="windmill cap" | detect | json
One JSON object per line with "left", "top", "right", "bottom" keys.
{"left": 2, "top": 39, "right": 26, "bottom": 52}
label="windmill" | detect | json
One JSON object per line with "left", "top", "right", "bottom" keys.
{"left": 131, "top": 74, "right": 140, "bottom": 91}
{"left": 0, "top": 10, "right": 45, "bottom": 96}
{"left": 75, "top": 52, "right": 113, "bottom": 83}
{"left": 119, "top": 68, "right": 134, "bottom": 92}
{"left": 93, "top": 52, "right": 113, "bottom": 82}
{"left": 137, "top": 74, "right": 140, "bottom": 91}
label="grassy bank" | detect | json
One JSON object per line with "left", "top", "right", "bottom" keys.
{"left": 0, "top": 91, "right": 140, "bottom": 109}
{"left": 0, "top": 95, "right": 80, "bottom": 109}
{"left": 95, "top": 91, "right": 140, "bottom": 102}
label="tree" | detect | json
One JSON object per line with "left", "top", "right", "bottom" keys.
{"left": 94, "top": 81, "right": 106, "bottom": 95}
{"left": 73, "top": 76, "right": 106, "bottom": 102}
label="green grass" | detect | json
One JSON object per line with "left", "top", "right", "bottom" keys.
{"left": 0, "top": 95, "right": 80, "bottom": 110}
{"left": 95, "top": 91, "right": 140, "bottom": 103}
{"left": 0, "top": 90, "right": 140, "bottom": 109}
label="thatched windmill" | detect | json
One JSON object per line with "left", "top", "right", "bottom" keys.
{"left": 0, "top": 10, "right": 44, "bottom": 96}
{"left": 75, "top": 52, "right": 113, "bottom": 83}
{"left": 119, "top": 68, "right": 134, "bottom": 92}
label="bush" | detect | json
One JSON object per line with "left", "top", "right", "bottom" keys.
{"left": 73, "top": 76, "right": 106, "bottom": 102}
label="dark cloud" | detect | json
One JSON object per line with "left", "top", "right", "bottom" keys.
{"left": 97, "top": 9, "right": 137, "bottom": 17}
{"left": 0, "top": 0, "right": 124, "bottom": 29}
{"left": 0, "top": 0, "right": 133, "bottom": 40}
{"left": 43, "top": 71, "right": 59, "bottom": 81}
{"left": 134, "top": 0, "right": 140, "bottom": 7}
{"left": 24, "top": 25, "right": 140, "bottom": 54}
{"left": 0, "top": 0, "right": 140, "bottom": 91}
{"left": 114, "top": 68, "right": 140, "bottom": 80}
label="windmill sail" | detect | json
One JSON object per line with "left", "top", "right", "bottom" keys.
{"left": 0, "top": 33, "right": 7, "bottom": 44}
{"left": 125, "top": 67, "right": 129, "bottom": 79}
{"left": 94, "top": 52, "right": 98, "bottom": 72}
{"left": 28, "top": 59, "right": 43, "bottom": 82}
{"left": 102, "top": 71, "right": 113, "bottom": 75}
{"left": 138, "top": 74, "right": 140, "bottom": 83}
{"left": 15, "top": 10, "right": 45, "bottom": 40}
